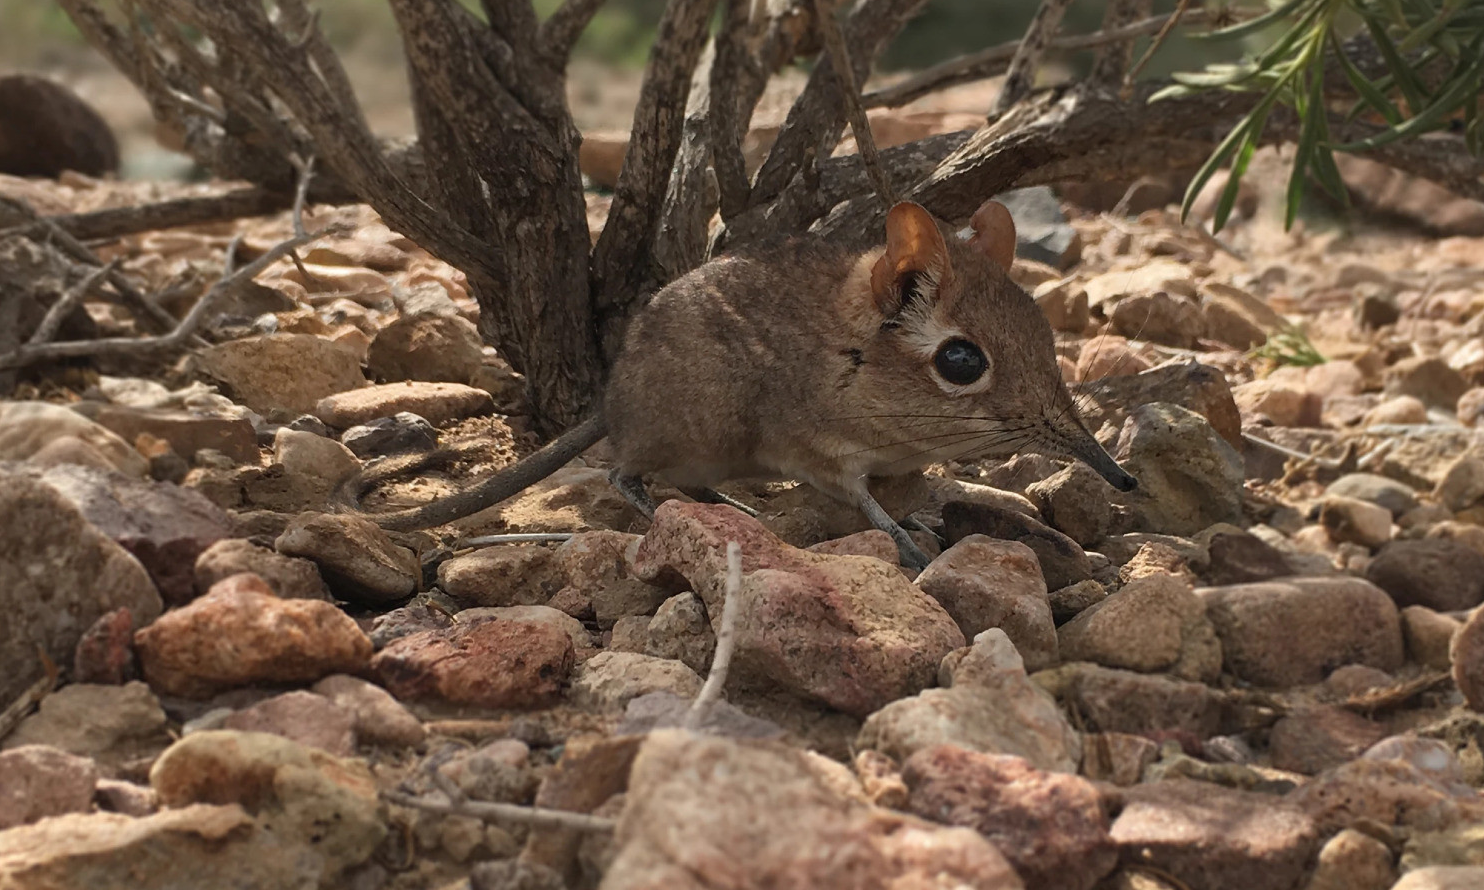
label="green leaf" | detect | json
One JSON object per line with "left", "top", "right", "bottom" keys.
{"left": 1365, "top": 17, "right": 1429, "bottom": 112}
{"left": 1196, "top": 0, "right": 1311, "bottom": 41}
{"left": 1334, "top": 35, "right": 1484, "bottom": 150}
{"left": 1170, "top": 63, "right": 1262, "bottom": 88}
{"left": 1331, "top": 32, "right": 1403, "bottom": 125}
{"left": 1217, "top": 118, "right": 1265, "bottom": 233}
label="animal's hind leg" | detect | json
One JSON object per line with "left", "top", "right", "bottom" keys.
{"left": 682, "top": 486, "right": 760, "bottom": 517}
{"left": 609, "top": 469, "right": 657, "bottom": 519}
{"left": 841, "top": 478, "right": 932, "bottom": 570}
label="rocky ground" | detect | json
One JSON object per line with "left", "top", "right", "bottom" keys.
{"left": 3, "top": 136, "right": 1484, "bottom": 890}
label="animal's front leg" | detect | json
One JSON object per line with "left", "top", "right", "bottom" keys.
{"left": 837, "top": 477, "right": 932, "bottom": 570}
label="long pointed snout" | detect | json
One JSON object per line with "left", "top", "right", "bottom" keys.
{"left": 1048, "top": 415, "right": 1139, "bottom": 492}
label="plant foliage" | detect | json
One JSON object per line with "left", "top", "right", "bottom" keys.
{"left": 1157, "top": 0, "right": 1484, "bottom": 233}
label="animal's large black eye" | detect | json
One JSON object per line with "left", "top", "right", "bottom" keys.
{"left": 933, "top": 339, "right": 988, "bottom": 386}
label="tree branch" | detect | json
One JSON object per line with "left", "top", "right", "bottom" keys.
{"left": 539, "top": 0, "right": 608, "bottom": 64}
{"left": 991, "top": 0, "right": 1074, "bottom": 115}
{"left": 814, "top": 0, "right": 897, "bottom": 207}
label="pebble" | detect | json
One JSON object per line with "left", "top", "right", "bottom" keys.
{"left": 271, "top": 427, "right": 360, "bottom": 488}
{"left": 644, "top": 592, "right": 716, "bottom": 675}
{"left": 941, "top": 500, "right": 1093, "bottom": 590}
{"left": 1026, "top": 462, "right": 1113, "bottom": 546}
{"left": 568, "top": 651, "right": 704, "bottom": 710}
{"left": 1326, "top": 473, "right": 1420, "bottom": 517}
{"left": 72, "top": 607, "right": 136, "bottom": 685}
{"left": 1363, "top": 394, "right": 1429, "bottom": 425}
{"left": 1057, "top": 572, "right": 1222, "bottom": 683}
{"left": 0, "top": 745, "right": 100, "bottom": 829}
{"left": 1434, "top": 454, "right": 1484, "bottom": 511}
{"left": 2, "top": 682, "right": 169, "bottom": 775}
{"left": 1056, "top": 663, "right": 1220, "bottom": 738}
{"left": 1200, "top": 530, "right": 1294, "bottom": 585}
{"left": 438, "top": 545, "right": 564, "bottom": 608}
{"left": 1365, "top": 539, "right": 1484, "bottom": 612}
{"left": 150, "top": 730, "right": 386, "bottom": 882}
{"left": 371, "top": 616, "right": 573, "bottom": 709}
{"left": 0, "top": 400, "right": 150, "bottom": 477}
{"left": 1049, "top": 579, "right": 1108, "bottom": 624}
{"left": 1305, "top": 828, "right": 1395, "bottom": 890}
{"left": 193, "top": 538, "right": 331, "bottom": 600}
{"left": 916, "top": 536, "right": 1058, "bottom": 671}
{"left": 133, "top": 576, "right": 373, "bottom": 698}
{"left": 1116, "top": 403, "right": 1245, "bottom": 535}
{"left": 1232, "top": 378, "right": 1321, "bottom": 427}
{"left": 218, "top": 690, "right": 356, "bottom": 755}
{"left": 459, "top": 604, "right": 592, "bottom": 650}
{"left": 311, "top": 674, "right": 427, "bottom": 748}
{"left": 439, "top": 739, "right": 537, "bottom": 804}
{"left": 314, "top": 381, "right": 494, "bottom": 428}
{"left": 1109, "top": 780, "right": 1318, "bottom": 890}
{"left": 340, "top": 411, "right": 439, "bottom": 457}
{"left": 1385, "top": 356, "right": 1469, "bottom": 410}
{"left": 902, "top": 744, "right": 1116, "bottom": 890}
{"left": 1402, "top": 606, "right": 1462, "bottom": 670}
{"left": 858, "top": 629, "right": 1081, "bottom": 772}
{"left": 194, "top": 332, "right": 367, "bottom": 414}
{"left": 1197, "top": 576, "right": 1404, "bottom": 687}
{"left": 1290, "top": 756, "right": 1484, "bottom": 836}
{"left": 602, "top": 730, "right": 1022, "bottom": 890}
{"left": 557, "top": 531, "right": 669, "bottom": 628}
{"left": 1319, "top": 496, "right": 1394, "bottom": 548}
{"left": 1073, "top": 360, "right": 1243, "bottom": 449}
{"left": 275, "top": 512, "right": 419, "bottom": 605}
{"left": 630, "top": 502, "right": 964, "bottom": 717}
{"left": 1110, "top": 292, "right": 1204, "bottom": 348}
{"left": 1451, "top": 606, "right": 1484, "bottom": 711}
{"left": 366, "top": 313, "right": 484, "bottom": 384}
{"left": 1267, "top": 706, "right": 1388, "bottom": 775}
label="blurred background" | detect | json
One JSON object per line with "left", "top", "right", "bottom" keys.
{"left": 0, "top": 0, "right": 1230, "bottom": 180}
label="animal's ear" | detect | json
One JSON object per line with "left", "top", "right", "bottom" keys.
{"left": 967, "top": 199, "right": 1016, "bottom": 271}
{"left": 870, "top": 202, "right": 951, "bottom": 316}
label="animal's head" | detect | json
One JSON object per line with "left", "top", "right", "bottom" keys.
{"left": 846, "top": 198, "right": 1136, "bottom": 492}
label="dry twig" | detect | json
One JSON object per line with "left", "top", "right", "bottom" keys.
{"left": 991, "top": 0, "right": 1075, "bottom": 115}
{"left": 27, "top": 260, "right": 121, "bottom": 347}
{"left": 812, "top": 0, "right": 896, "bottom": 207}
{"left": 685, "top": 541, "right": 743, "bottom": 731}
{"left": 382, "top": 789, "right": 617, "bottom": 834}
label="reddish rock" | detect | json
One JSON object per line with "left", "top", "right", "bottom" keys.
{"left": 312, "top": 674, "right": 426, "bottom": 748}
{"left": 134, "top": 575, "right": 373, "bottom": 698}
{"left": 0, "top": 745, "right": 100, "bottom": 829}
{"left": 220, "top": 691, "right": 357, "bottom": 756}
{"left": 1057, "top": 572, "right": 1221, "bottom": 683}
{"left": 630, "top": 502, "right": 964, "bottom": 718}
{"left": 372, "top": 617, "right": 573, "bottom": 709}
{"left": 916, "top": 536, "right": 1058, "bottom": 671}
{"left": 1061, "top": 663, "right": 1220, "bottom": 739}
{"left": 903, "top": 745, "right": 1116, "bottom": 890}
{"left": 556, "top": 530, "right": 667, "bottom": 628}
{"left": 194, "top": 538, "right": 331, "bottom": 601}
{"left": 1290, "top": 757, "right": 1484, "bottom": 836}
{"left": 1109, "top": 780, "right": 1318, "bottom": 890}
{"left": 1268, "top": 706, "right": 1388, "bottom": 775}
{"left": 72, "top": 607, "right": 136, "bottom": 685}
{"left": 1197, "top": 576, "right": 1404, "bottom": 687}
{"left": 1367, "top": 539, "right": 1484, "bottom": 612}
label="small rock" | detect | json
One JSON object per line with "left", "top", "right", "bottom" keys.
{"left": 1049, "top": 579, "right": 1107, "bottom": 624}
{"left": 1459, "top": 388, "right": 1484, "bottom": 426}
{"left": 608, "top": 615, "right": 650, "bottom": 652}
{"left": 1084, "top": 260, "right": 1195, "bottom": 308}
{"left": 93, "top": 777, "right": 156, "bottom": 817}
{"left": 1320, "top": 496, "right": 1394, "bottom": 548}
{"left": 1027, "top": 463, "right": 1113, "bottom": 546}
{"left": 312, "top": 674, "right": 426, "bottom": 748}
{"left": 340, "top": 412, "right": 439, "bottom": 457}
{"left": 1403, "top": 606, "right": 1462, "bottom": 670}
{"left": 617, "top": 692, "right": 786, "bottom": 740}
{"left": 272, "top": 427, "right": 360, "bottom": 488}
{"left": 1034, "top": 280, "right": 1090, "bottom": 332}
{"left": 1200, "top": 530, "right": 1293, "bottom": 585}
{"left": 942, "top": 500, "right": 1093, "bottom": 590}
{"left": 1117, "top": 403, "right": 1245, "bottom": 535}
{"left": 1198, "top": 576, "right": 1404, "bottom": 687}
{"left": 630, "top": 502, "right": 964, "bottom": 717}
{"left": 366, "top": 314, "right": 484, "bottom": 384}
{"left": 557, "top": 531, "right": 668, "bottom": 628}
{"left": 1110, "top": 292, "right": 1204, "bottom": 349}
{"left": 805, "top": 529, "right": 900, "bottom": 562}
{"left": 1453, "top": 606, "right": 1484, "bottom": 711}
{"left": 1393, "top": 867, "right": 1484, "bottom": 890}
{"left": 275, "top": 512, "right": 419, "bottom": 605}
{"left": 1305, "top": 828, "right": 1395, "bottom": 890}
{"left": 1385, "top": 356, "right": 1469, "bottom": 410}
{"left": 0, "top": 805, "right": 315, "bottom": 889}
{"left": 1081, "top": 732, "right": 1160, "bottom": 786}
{"left": 1326, "top": 473, "right": 1420, "bottom": 517}
{"left": 371, "top": 617, "right": 573, "bottom": 709}
{"left": 0, "top": 74, "right": 119, "bottom": 177}
{"left": 1233, "top": 379, "right": 1321, "bottom": 427}
{"left": 859, "top": 629, "right": 1081, "bottom": 772}
{"left": 76, "top": 402, "right": 258, "bottom": 464}
{"left": 194, "top": 538, "right": 331, "bottom": 600}
{"left": 917, "top": 536, "right": 1058, "bottom": 671}
{"left": 1323, "top": 664, "right": 1396, "bottom": 698}
{"left": 903, "top": 744, "right": 1116, "bottom": 890}
{"left": 134, "top": 576, "right": 373, "bottom": 698}
{"left": 1268, "top": 706, "right": 1388, "bottom": 775}
{"left": 569, "top": 651, "right": 704, "bottom": 710}
{"left": 315, "top": 381, "right": 494, "bottom": 428}
{"left": 440, "top": 738, "right": 536, "bottom": 804}
{"left": 1000, "top": 186, "right": 1081, "bottom": 269}
{"left": 150, "top": 730, "right": 386, "bottom": 882}
{"left": 1109, "top": 780, "right": 1318, "bottom": 890}
{"left": 0, "top": 745, "right": 100, "bottom": 829}
{"left": 463, "top": 466, "right": 641, "bottom": 535}
{"left": 601, "top": 730, "right": 1022, "bottom": 890}
{"left": 1076, "top": 336, "right": 1152, "bottom": 381}
{"left": 1119, "top": 542, "right": 1197, "bottom": 586}
{"left": 1436, "top": 455, "right": 1484, "bottom": 512}
{"left": 1291, "top": 756, "right": 1484, "bottom": 836}
{"left": 645, "top": 592, "right": 716, "bottom": 675}
{"left": 2, "top": 682, "right": 168, "bottom": 776}
{"left": 1058, "top": 663, "right": 1220, "bottom": 738}
{"left": 1363, "top": 395, "right": 1429, "bottom": 426}
{"left": 459, "top": 604, "right": 592, "bottom": 650}
{"left": 72, "top": 607, "right": 136, "bottom": 685}
{"left": 195, "top": 333, "right": 367, "bottom": 415}
{"left": 1073, "top": 361, "right": 1243, "bottom": 449}
{"left": 1366, "top": 539, "right": 1484, "bottom": 612}
{"left": 369, "top": 596, "right": 454, "bottom": 648}
{"left": 438, "top": 545, "right": 563, "bottom": 608}
{"left": 1058, "top": 572, "right": 1221, "bottom": 683}
{"left": 218, "top": 690, "right": 356, "bottom": 756}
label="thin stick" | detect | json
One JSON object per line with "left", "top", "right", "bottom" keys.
{"left": 1124, "top": 0, "right": 1191, "bottom": 95}
{"left": 287, "top": 155, "right": 319, "bottom": 285}
{"left": 812, "top": 0, "right": 896, "bottom": 207}
{"left": 991, "top": 0, "right": 1076, "bottom": 116}
{"left": 382, "top": 789, "right": 617, "bottom": 833}
{"left": 456, "top": 533, "right": 575, "bottom": 547}
{"left": 28, "top": 260, "right": 121, "bottom": 346}
{"left": 685, "top": 540, "right": 742, "bottom": 731}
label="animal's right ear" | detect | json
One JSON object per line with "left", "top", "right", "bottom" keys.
{"left": 967, "top": 199, "right": 1016, "bottom": 271}
{"left": 870, "top": 202, "right": 951, "bottom": 317}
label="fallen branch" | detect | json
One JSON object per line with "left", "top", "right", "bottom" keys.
{"left": 382, "top": 789, "right": 617, "bottom": 834}
{"left": 28, "top": 260, "right": 120, "bottom": 347}
{"left": 813, "top": 0, "right": 896, "bottom": 207}
{"left": 17, "top": 187, "right": 296, "bottom": 243}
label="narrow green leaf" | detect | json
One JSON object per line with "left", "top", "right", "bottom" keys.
{"left": 1180, "top": 105, "right": 1264, "bottom": 225}
{"left": 1331, "top": 32, "right": 1403, "bottom": 125}
{"left": 1365, "top": 17, "right": 1429, "bottom": 112}
{"left": 1170, "top": 63, "right": 1263, "bottom": 88}
{"left": 1196, "top": 0, "right": 1311, "bottom": 41}
{"left": 1218, "top": 118, "right": 1265, "bottom": 233}
{"left": 1335, "top": 36, "right": 1484, "bottom": 150}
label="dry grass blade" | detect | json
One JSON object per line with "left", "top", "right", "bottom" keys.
{"left": 685, "top": 540, "right": 743, "bottom": 731}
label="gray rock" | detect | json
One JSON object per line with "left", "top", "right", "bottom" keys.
{"left": 998, "top": 186, "right": 1080, "bottom": 269}
{"left": 275, "top": 512, "right": 419, "bottom": 605}
{"left": 0, "top": 467, "right": 163, "bottom": 708}
{"left": 1325, "top": 473, "right": 1419, "bottom": 517}
{"left": 1027, "top": 462, "right": 1113, "bottom": 547}
{"left": 1366, "top": 538, "right": 1484, "bottom": 612}
{"left": 1117, "top": 403, "right": 1244, "bottom": 536}
{"left": 312, "top": 674, "right": 426, "bottom": 748}
{"left": 340, "top": 412, "right": 438, "bottom": 458}
{"left": 1048, "top": 579, "right": 1107, "bottom": 624}
{"left": 3, "top": 682, "right": 169, "bottom": 777}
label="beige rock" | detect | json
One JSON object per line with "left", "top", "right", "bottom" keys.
{"left": 1403, "top": 606, "right": 1461, "bottom": 671}
{"left": 1304, "top": 828, "right": 1395, "bottom": 890}
{"left": 1452, "top": 606, "right": 1484, "bottom": 712}
{"left": 438, "top": 545, "right": 564, "bottom": 608}
{"left": 275, "top": 512, "right": 418, "bottom": 605}
{"left": 195, "top": 333, "right": 366, "bottom": 414}
{"left": 1320, "top": 496, "right": 1394, "bottom": 549}
{"left": 150, "top": 730, "right": 385, "bottom": 882}
{"left": 314, "top": 381, "right": 493, "bottom": 428}
{"left": 2, "top": 683, "right": 168, "bottom": 777}
{"left": 271, "top": 428, "right": 359, "bottom": 488}
{"left": 193, "top": 539, "right": 330, "bottom": 601}
{"left": 569, "top": 652, "right": 703, "bottom": 710}
{"left": 1058, "top": 572, "right": 1221, "bottom": 683}
{"left": 1233, "top": 378, "right": 1321, "bottom": 427}
{"left": 0, "top": 401, "right": 148, "bottom": 477}
{"left": 311, "top": 674, "right": 426, "bottom": 748}
{"left": 366, "top": 314, "right": 484, "bottom": 384}
{"left": 1392, "top": 867, "right": 1484, "bottom": 890}
{"left": 219, "top": 690, "right": 356, "bottom": 756}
